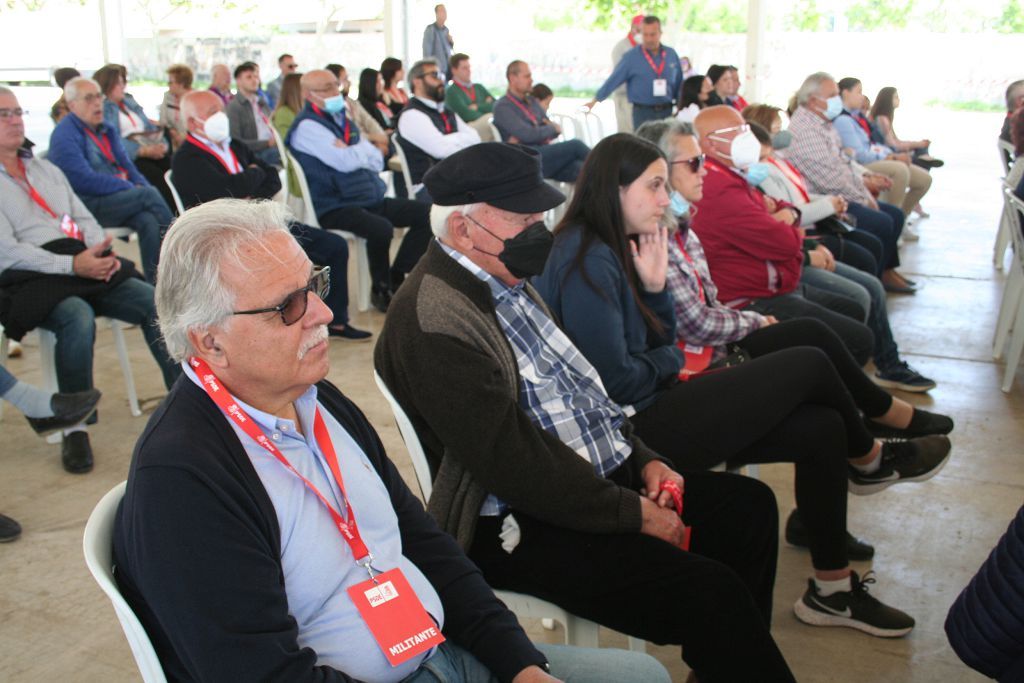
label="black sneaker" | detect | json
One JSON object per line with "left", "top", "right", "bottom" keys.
{"left": 328, "top": 325, "right": 373, "bottom": 342}
{"left": 793, "top": 570, "right": 914, "bottom": 637}
{"left": 848, "top": 436, "right": 951, "bottom": 495}
{"left": 864, "top": 408, "right": 954, "bottom": 440}
{"left": 0, "top": 514, "right": 21, "bottom": 543}
{"left": 371, "top": 288, "right": 392, "bottom": 313}
{"left": 874, "top": 362, "right": 936, "bottom": 393}
{"left": 784, "top": 509, "right": 875, "bottom": 561}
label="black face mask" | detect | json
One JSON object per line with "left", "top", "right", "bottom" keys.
{"left": 468, "top": 216, "right": 554, "bottom": 279}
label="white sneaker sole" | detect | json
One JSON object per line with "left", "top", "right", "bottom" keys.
{"left": 872, "top": 375, "right": 936, "bottom": 393}
{"left": 848, "top": 448, "right": 951, "bottom": 495}
{"left": 793, "top": 598, "right": 914, "bottom": 638}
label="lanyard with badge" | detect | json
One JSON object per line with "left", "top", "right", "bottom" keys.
{"left": 643, "top": 48, "right": 669, "bottom": 98}
{"left": 186, "top": 134, "right": 242, "bottom": 174}
{"left": 189, "top": 357, "right": 445, "bottom": 666}
{"left": 83, "top": 128, "right": 130, "bottom": 180}
{"left": 12, "top": 159, "right": 83, "bottom": 240}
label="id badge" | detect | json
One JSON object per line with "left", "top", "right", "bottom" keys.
{"left": 60, "top": 213, "right": 83, "bottom": 241}
{"left": 653, "top": 79, "right": 668, "bottom": 97}
{"left": 347, "top": 568, "right": 445, "bottom": 666}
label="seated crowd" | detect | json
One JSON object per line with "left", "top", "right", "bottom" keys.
{"left": 3, "top": 18, "right": 990, "bottom": 679}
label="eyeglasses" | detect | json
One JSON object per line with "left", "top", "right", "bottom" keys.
{"left": 79, "top": 93, "right": 104, "bottom": 104}
{"left": 421, "top": 70, "right": 441, "bottom": 80}
{"left": 0, "top": 108, "right": 27, "bottom": 120}
{"left": 232, "top": 267, "right": 331, "bottom": 325}
{"left": 670, "top": 154, "right": 705, "bottom": 173}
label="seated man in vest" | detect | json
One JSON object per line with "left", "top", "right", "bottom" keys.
{"left": 374, "top": 143, "right": 795, "bottom": 682}
{"left": 171, "top": 91, "right": 370, "bottom": 341}
{"left": 287, "top": 69, "right": 432, "bottom": 312}
{"left": 113, "top": 198, "right": 670, "bottom": 683}
{"left": 444, "top": 53, "right": 497, "bottom": 141}
{"left": 0, "top": 87, "right": 179, "bottom": 473}
{"left": 225, "top": 61, "right": 281, "bottom": 168}
{"left": 48, "top": 77, "right": 172, "bottom": 284}
{"left": 396, "top": 58, "right": 480, "bottom": 202}
{"left": 492, "top": 61, "right": 590, "bottom": 182}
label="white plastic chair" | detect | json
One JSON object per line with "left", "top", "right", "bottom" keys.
{"left": 549, "top": 113, "right": 582, "bottom": 143}
{"left": 995, "top": 140, "right": 1017, "bottom": 269}
{"left": 995, "top": 188, "right": 1024, "bottom": 391}
{"left": 372, "top": 371, "right": 646, "bottom": 652}
{"left": 391, "top": 139, "right": 417, "bottom": 200}
{"left": 578, "top": 109, "right": 606, "bottom": 147}
{"left": 83, "top": 482, "right": 168, "bottom": 683}
{"left": 273, "top": 129, "right": 291, "bottom": 203}
{"left": 162, "top": 170, "right": 185, "bottom": 215}
{"left": 488, "top": 116, "right": 503, "bottom": 144}
{"left": 286, "top": 150, "right": 373, "bottom": 312}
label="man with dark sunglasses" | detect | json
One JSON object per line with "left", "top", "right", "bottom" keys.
{"left": 113, "top": 197, "right": 669, "bottom": 682}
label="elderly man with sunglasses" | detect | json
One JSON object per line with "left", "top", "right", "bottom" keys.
{"left": 113, "top": 197, "right": 669, "bottom": 683}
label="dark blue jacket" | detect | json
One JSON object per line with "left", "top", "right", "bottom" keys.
{"left": 532, "top": 224, "right": 684, "bottom": 411}
{"left": 48, "top": 113, "right": 147, "bottom": 197}
{"left": 113, "top": 376, "right": 546, "bottom": 682}
{"left": 946, "top": 503, "right": 1024, "bottom": 682}
{"left": 285, "top": 103, "right": 386, "bottom": 216}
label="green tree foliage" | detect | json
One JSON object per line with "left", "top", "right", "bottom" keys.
{"left": 785, "top": 0, "right": 827, "bottom": 31}
{"left": 996, "top": 0, "right": 1024, "bottom": 32}
{"left": 578, "top": 0, "right": 746, "bottom": 33}
{"left": 846, "top": 0, "right": 915, "bottom": 31}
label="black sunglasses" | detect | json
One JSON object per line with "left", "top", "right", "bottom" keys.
{"left": 232, "top": 267, "right": 330, "bottom": 325}
{"left": 670, "top": 154, "right": 705, "bottom": 174}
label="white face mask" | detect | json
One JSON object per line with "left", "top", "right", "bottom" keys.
{"left": 201, "top": 111, "right": 230, "bottom": 143}
{"left": 709, "top": 126, "right": 761, "bottom": 169}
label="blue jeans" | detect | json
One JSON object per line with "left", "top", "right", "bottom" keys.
{"left": 402, "top": 642, "right": 670, "bottom": 683}
{"left": 289, "top": 222, "right": 350, "bottom": 326}
{"left": 846, "top": 201, "right": 904, "bottom": 270}
{"left": 800, "top": 266, "right": 870, "bottom": 323}
{"left": 80, "top": 186, "right": 173, "bottom": 284}
{"left": 803, "top": 263, "right": 901, "bottom": 371}
{"left": 0, "top": 365, "right": 17, "bottom": 396}
{"left": 37, "top": 277, "right": 180, "bottom": 395}
{"left": 535, "top": 139, "right": 590, "bottom": 182}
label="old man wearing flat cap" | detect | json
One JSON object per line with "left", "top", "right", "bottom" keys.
{"left": 374, "top": 143, "right": 794, "bottom": 681}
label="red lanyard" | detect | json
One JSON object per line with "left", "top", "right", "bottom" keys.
{"left": 186, "top": 134, "right": 241, "bottom": 174}
{"left": 83, "top": 127, "right": 129, "bottom": 179}
{"left": 14, "top": 159, "right": 58, "bottom": 219}
{"left": 854, "top": 113, "right": 871, "bottom": 136}
{"left": 642, "top": 48, "right": 666, "bottom": 77}
{"left": 189, "top": 357, "right": 373, "bottom": 564}
{"left": 768, "top": 157, "right": 810, "bottom": 203}
{"left": 507, "top": 95, "right": 539, "bottom": 125}
{"left": 118, "top": 101, "right": 139, "bottom": 129}
{"left": 454, "top": 81, "right": 476, "bottom": 103}
{"left": 313, "top": 103, "right": 351, "bottom": 144}
{"left": 440, "top": 111, "right": 453, "bottom": 134}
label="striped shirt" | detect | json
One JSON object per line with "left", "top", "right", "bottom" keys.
{"left": 0, "top": 147, "right": 104, "bottom": 275}
{"left": 783, "top": 105, "right": 872, "bottom": 205}
{"left": 438, "top": 242, "right": 632, "bottom": 516}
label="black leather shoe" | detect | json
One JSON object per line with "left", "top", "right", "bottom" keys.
{"left": 371, "top": 288, "right": 392, "bottom": 313}
{"left": 785, "top": 508, "right": 875, "bottom": 561}
{"left": 0, "top": 514, "right": 21, "bottom": 543}
{"left": 24, "top": 389, "right": 101, "bottom": 436}
{"left": 61, "top": 431, "right": 94, "bottom": 474}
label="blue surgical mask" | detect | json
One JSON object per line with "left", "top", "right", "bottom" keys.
{"left": 771, "top": 130, "right": 793, "bottom": 150}
{"left": 669, "top": 190, "right": 691, "bottom": 217}
{"left": 322, "top": 94, "right": 346, "bottom": 114}
{"left": 745, "top": 162, "right": 770, "bottom": 186}
{"left": 824, "top": 95, "right": 843, "bottom": 120}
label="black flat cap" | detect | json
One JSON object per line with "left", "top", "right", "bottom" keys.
{"left": 423, "top": 142, "right": 566, "bottom": 213}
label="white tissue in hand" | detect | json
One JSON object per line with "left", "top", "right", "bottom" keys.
{"left": 499, "top": 514, "right": 521, "bottom": 554}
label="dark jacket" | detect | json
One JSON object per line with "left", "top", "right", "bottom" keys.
{"left": 170, "top": 136, "right": 280, "bottom": 209}
{"left": 395, "top": 98, "right": 460, "bottom": 184}
{"left": 113, "top": 376, "right": 545, "bottom": 682}
{"left": 225, "top": 92, "right": 273, "bottom": 154}
{"left": 532, "top": 224, "right": 684, "bottom": 411}
{"left": 946, "top": 503, "right": 1024, "bottom": 682}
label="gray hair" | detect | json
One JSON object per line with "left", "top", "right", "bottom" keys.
{"left": 64, "top": 76, "right": 100, "bottom": 102}
{"left": 430, "top": 202, "right": 480, "bottom": 239}
{"left": 0, "top": 86, "right": 13, "bottom": 98}
{"left": 156, "top": 199, "right": 294, "bottom": 362}
{"left": 796, "top": 72, "right": 834, "bottom": 106}
{"left": 408, "top": 58, "right": 440, "bottom": 83}
{"left": 1007, "top": 80, "right": 1024, "bottom": 111}
{"left": 635, "top": 120, "right": 695, "bottom": 158}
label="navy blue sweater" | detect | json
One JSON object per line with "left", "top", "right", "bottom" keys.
{"left": 946, "top": 503, "right": 1024, "bottom": 682}
{"left": 113, "top": 376, "right": 545, "bottom": 682}
{"left": 532, "top": 224, "right": 684, "bottom": 411}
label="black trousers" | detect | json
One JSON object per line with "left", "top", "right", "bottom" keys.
{"left": 133, "top": 155, "right": 176, "bottom": 216}
{"left": 818, "top": 231, "right": 881, "bottom": 275}
{"left": 469, "top": 470, "right": 795, "bottom": 682}
{"left": 746, "top": 285, "right": 875, "bottom": 365}
{"left": 631, "top": 345, "right": 875, "bottom": 570}
{"left": 320, "top": 198, "right": 432, "bottom": 292}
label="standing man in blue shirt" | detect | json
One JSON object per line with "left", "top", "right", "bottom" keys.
{"left": 587, "top": 16, "right": 682, "bottom": 129}
{"left": 423, "top": 4, "right": 454, "bottom": 80}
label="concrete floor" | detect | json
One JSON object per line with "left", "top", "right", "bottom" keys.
{"left": 1, "top": 109, "right": 1020, "bottom": 682}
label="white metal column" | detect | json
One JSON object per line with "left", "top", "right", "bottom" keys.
{"left": 744, "top": 0, "right": 767, "bottom": 104}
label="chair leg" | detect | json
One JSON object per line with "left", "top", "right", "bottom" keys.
{"left": 564, "top": 614, "right": 600, "bottom": 648}
{"left": 1002, "top": 297, "right": 1024, "bottom": 392}
{"left": 745, "top": 464, "right": 761, "bottom": 479}
{"left": 0, "top": 330, "right": 7, "bottom": 421}
{"left": 39, "top": 329, "right": 63, "bottom": 443}
{"left": 627, "top": 636, "right": 647, "bottom": 652}
{"left": 994, "top": 210, "right": 1011, "bottom": 270}
{"left": 109, "top": 320, "right": 142, "bottom": 417}
{"left": 356, "top": 238, "right": 371, "bottom": 312}
{"left": 993, "top": 266, "right": 1023, "bottom": 359}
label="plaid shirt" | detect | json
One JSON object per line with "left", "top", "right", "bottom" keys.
{"left": 783, "top": 106, "right": 872, "bottom": 205}
{"left": 439, "top": 242, "right": 632, "bottom": 515}
{"left": 666, "top": 222, "right": 765, "bottom": 361}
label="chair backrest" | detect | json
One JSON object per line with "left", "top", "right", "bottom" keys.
{"left": 550, "top": 113, "right": 583, "bottom": 143}
{"left": 274, "top": 130, "right": 291, "bottom": 201}
{"left": 1005, "top": 185, "right": 1024, "bottom": 259}
{"left": 373, "top": 371, "right": 433, "bottom": 501}
{"left": 488, "top": 116, "right": 503, "bottom": 143}
{"left": 83, "top": 482, "right": 168, "bottom": 683}
{"left": 999, "top": 138, "right": 1015, "bottom": 176}
{"left": 579, "top": 110, "right": 605, "bottom": 147}
{"left": 286, "top": 150, "right": 320, "bottom": 227}
{"left": 163, "top": 170, "right": 185, "bottom": 214}
{"left": 391, "top": 138, "right": 416, "bottom": 198}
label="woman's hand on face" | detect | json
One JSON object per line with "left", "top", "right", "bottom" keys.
{"left": 631, "top": 225, "right": 669, "bottom": 293}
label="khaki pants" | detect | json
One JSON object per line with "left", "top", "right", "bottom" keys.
{"left": 612, "top": 89, "right": 633, "bottom": 133}
{"left": 468, "top": 116, "right": 494, "bottom": 142}
{"left": 867, "top": 159, "right": 932, "bottom": 215}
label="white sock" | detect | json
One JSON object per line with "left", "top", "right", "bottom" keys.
{"left": 851, "top": 446, "right": 882, "bottom": 474}
{"left": 814, "top": 575, "right": 852, "bottom": 596}
{"left": 2, "top": 380, "right": 55, "bottom": 418}
{"left": 63, "top": 423, "right": 88, "bottom": 437}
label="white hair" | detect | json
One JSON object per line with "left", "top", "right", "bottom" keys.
{"left": 635, "top": 119, "right": 695, "bottom": 159}
{"left": 156, "top": 199, "right": 294, "bottom": 362}
{"left": 64, "top": 76, "right": 100, "bottom": 102}
{"left": 0, "top": 86, "right": 14, "bottom": 98}
{"left": 796, "top": 72, "right": 834, "bottom": 106}
{"left": 430, "top": 202, "right": 481, "bottom": 238}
